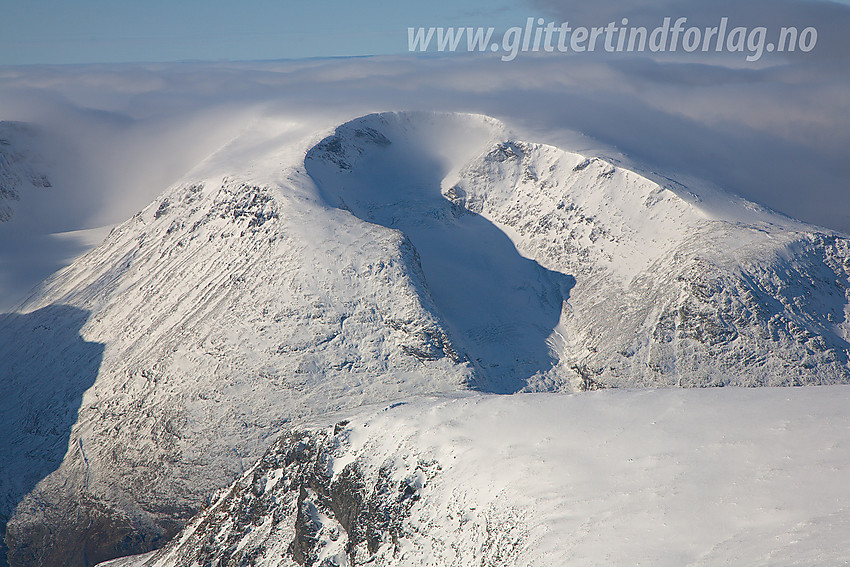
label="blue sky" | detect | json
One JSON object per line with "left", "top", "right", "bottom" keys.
{"left": 0, "top": 0, "right": 528, "bottom": 64}
{"left": 1, "top": 0, "right": 848, "bottom": 65}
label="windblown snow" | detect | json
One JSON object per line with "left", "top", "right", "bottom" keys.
{"left": 1, "top": 111, "right": 849, "bottom": 566}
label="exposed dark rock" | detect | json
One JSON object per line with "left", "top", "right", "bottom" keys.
{"left": 134, "top": 423, "right": 438, "bottom": 566}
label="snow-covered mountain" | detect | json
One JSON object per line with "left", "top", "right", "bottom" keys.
{"left": 2, "top": 111, "right": 849, "bottom": 566}
{"left": 307, "top": 112, "right": 850, "bottom": 390}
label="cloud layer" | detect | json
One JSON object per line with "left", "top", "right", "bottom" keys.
{"left": 1, "top": 5, "right": 848, "bottom": 307}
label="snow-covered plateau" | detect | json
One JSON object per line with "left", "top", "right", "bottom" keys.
{"left": 0, "top": 111, "right": 849, "bottom": 566}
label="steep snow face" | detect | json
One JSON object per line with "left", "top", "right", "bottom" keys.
{"left": 446, "top": 145, "right": 709, "bottom": 284}
{"left": 306, "top": 113, "right": 575, "bottom": 393}
{"left": 103, "top": 386, "right": 850, "bottom": 567}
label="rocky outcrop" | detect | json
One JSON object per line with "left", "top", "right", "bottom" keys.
{"left": 126, "top": 421, "right": 439, "bottom": 567}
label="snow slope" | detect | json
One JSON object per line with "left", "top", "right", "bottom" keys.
{"left": 2, "top": 111, "right": 850, "bottom": 566}
{"left": 102, "top": 386, "right": 850, "bottom": 567}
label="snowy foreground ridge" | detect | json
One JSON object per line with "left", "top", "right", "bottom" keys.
{"left": 1, "top": 111, "right": 849, "bottom": 566}
{"left": 101, "top": 388, "right": 850, "bottom": 567}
